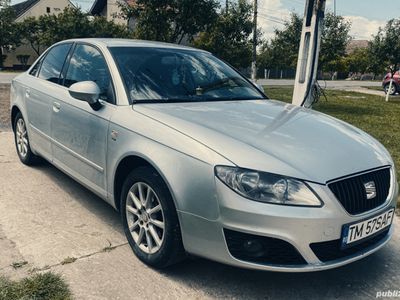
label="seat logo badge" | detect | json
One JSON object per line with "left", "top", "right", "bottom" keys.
{"left": 364, "top": 181, "right": 377, "bottom": 199}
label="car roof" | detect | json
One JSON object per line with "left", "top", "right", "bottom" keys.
{"left": 60, "top": 38, "right": 207, "bottom": 52}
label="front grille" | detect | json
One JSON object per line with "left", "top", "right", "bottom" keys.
{"left": 310, "top": 228, "right": 390, "bottom": 262}
{"left": 224, "top": 229, "right": 307, "bottom": 265}
{"left": 328, "top": 167, "right": 391, "bottom": 215}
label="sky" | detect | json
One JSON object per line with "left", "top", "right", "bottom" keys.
{"left": 11, "top": 0, "right": 400, "bottom": 41}
{"left": 258, "top": 0, "right": 400, "bottom": 40}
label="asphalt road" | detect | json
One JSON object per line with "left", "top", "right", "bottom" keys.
{"left": 0, "top": 130, "right": 399, "bottom": 300}
{"left": 0, "top": 72, "right": 19, "bottom": 84}
{"left": 256, "top": 79, "right": 382, "bottom": 88}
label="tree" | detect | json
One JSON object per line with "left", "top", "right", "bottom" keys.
{"left": 319, "top": 13, "right": 352, "bottom": 73}
{"left": 368, "top": 18, "right": 400, "bottom": 76}
{"left": 343, "top": 48, "right": 370, "bottom": 74}
{"left": 90, "top": 16, "right": 130, "bottom": 38}
{"left": 258, "top": 13, "right": 352, "bottom": 75}
{"left": 19, "top": 7, "right": 130, "bottom": 56}
{"left": 0, "top": 0, "right": 20, "bottom": 67}
{"left": 258, "top": 13, "right": 302, "bottom": 70}
{"left": 18, "top": 17, "right": 49, "bottom": 56}
{"left": 193, "top": 0, "right": 254, "bottom": 69}
{"left": 42, "top": 7, "right": 95, "bottom": 46}
{"left": 16, "top": 54, "right": 30, "bottom": 69}
{"left": 117, "top": 0, "right": 218, "bottom": 43}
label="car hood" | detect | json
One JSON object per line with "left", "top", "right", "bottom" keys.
{"left": 133, "top": 100, "right": 392, "bottom": 183}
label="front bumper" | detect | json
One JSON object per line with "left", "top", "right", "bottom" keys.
{"left": 178, "top": 174, "right": 398, "bottom": 272}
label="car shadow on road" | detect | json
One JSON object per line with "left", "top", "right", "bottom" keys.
{"left": 30, "top": 161, "right": 398, "bottom": 299}
{"left": 31, "top": 161, "right": 123, "bottom": 235}
{"left": 161, "top": 247, "right": 397, "bottom": 299}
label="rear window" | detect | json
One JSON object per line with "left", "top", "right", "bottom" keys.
{"left": 38, "top": 43, "right": 72, "bottom": 84}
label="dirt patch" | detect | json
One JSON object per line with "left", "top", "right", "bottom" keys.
{"left": 0, "top": 84, "right": 10, "bottom": 129}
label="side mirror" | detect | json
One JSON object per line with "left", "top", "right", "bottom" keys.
{"left": 68, "top": 81, "right": 102, "bottom": 110}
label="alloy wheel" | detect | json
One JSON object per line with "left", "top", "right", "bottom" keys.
{"left": 385, "top": 84, "right": 396, "bottom": 95}
{"left": 125, "top": 182, "right": 165, "bottom": 254}
{"left": 16, "top": 118, "right": 28, "bottom": 157}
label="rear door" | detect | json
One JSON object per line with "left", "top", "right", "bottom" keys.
{"left": 25, "top": 43, "right": 72, "bottom": 159}
{"left": 50, "top": 43, "right": 116, "bottom": 197}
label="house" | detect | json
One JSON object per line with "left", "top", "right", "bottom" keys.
{"left": 346, "top": 40, "right": 369, "bottom": 55}
{"left": 3, "top": 0, "right": 74, "bottom": 69}
{"left": 90, "top": 0, "right": 127, "bottom": 26}
{"left": 90, "top": 0, "right": 190, "bottom": 45}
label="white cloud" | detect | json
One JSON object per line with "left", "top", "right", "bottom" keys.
{"left": 258, "top": 0, "right": 292, "bottom": 39}
{"left": 343, "top": 15, "right": 385, "bottom": 40}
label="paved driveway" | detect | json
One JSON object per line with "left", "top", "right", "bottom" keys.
{"left": 0, "top": 130, "right": 399, "bottom": 299}
{"left": 0, "top": 72, "right": 20, "bottom": 84}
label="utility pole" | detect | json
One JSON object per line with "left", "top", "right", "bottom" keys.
{"left": 334, "top": 0, "right": 336, "bottom": 15}
{"left": 225, "top": 0, "right": 228, "bottom": 12}
{"left": 251, "top": 0, "right": 258, "bottom": 81}
{"left": 292, "top": 0, "right": 326, "bottom": 108}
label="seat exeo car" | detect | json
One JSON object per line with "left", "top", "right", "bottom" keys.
{"left": 10, "top": 39, "right": 398, "bottom": 272}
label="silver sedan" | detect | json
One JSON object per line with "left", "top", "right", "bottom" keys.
{"left": 10, "top": 39, "right": 398, "bottom": 272}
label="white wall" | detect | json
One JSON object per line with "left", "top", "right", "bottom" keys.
{"left": 97, "top": 0, "right": 126, "bottom": 25}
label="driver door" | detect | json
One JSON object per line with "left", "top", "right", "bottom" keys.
{"left": 50, "top": 43, "right": 116, "bottom": 197}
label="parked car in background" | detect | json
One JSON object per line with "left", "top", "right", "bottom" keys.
{"left": 382, "top": 71, "right": 400, "bottom": 95}
{"left": 10, "top": 39, "right": 398, "bottom": 272}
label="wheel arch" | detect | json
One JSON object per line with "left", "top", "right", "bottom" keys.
{"left": 384, "top": 81, "right": 399, "bottom": 91}
{"left": 10, "top": 105, "right": 22, "bottom": 132}
{"left": 112, "top": 154, "right": 179, "bottom": 213}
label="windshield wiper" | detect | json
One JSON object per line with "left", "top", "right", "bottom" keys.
{"left": 132, "top": 96, "right": 266, "bottom": 104}
{"left": 199, "top": 77, "right": 242, "bottom": 93}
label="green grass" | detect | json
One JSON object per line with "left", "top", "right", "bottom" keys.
{"left": 265, "top": 86, "right": 400, "bottom": 184}
{"left": 362, "top": 86, "right": 384, "bottom": 91}
{"left": 0, "top": 272, "right": 72, "bottom": 300}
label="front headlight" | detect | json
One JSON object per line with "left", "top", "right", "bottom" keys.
{"left": 215, "top": 166, "right": 322, "bottom": 207}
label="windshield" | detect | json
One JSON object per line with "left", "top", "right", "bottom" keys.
{"left": 110, "top": 47, "right": 265, "bottom": 103}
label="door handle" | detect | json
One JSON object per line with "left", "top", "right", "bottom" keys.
{"left": 25, "top": 89, "right": 30, "bottom": 98}
{"left": 53, "top": 102, "right": 61, "bottom": 112}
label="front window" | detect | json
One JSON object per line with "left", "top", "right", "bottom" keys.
{"left": 64, "top": 44, "right": 115, "bottom": 104}
{"left": 110, "top": 47, "right": 265, "bottom": 103}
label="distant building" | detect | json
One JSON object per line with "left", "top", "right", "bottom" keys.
{"left": 346, "top": 40, "right": 369, "bottom": 55}
{"left": 90, "top": 0, "right": 127, "bottom": 26}
{"left": 3, "top": 0, "right": 75, "bottom": 68}
{"left": 89, "top": 0, "right": 191, "bottom": 45}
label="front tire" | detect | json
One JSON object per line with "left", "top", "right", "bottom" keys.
{"left": 384, "top": 83, "right": 397, "bottom": 95}
{"left": 13, "top": 112, "right": 39, "bottom": 165}
{"left": 120, "top": 166, "right": 185, "bottom": 268}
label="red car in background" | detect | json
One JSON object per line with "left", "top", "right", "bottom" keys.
{"left": 382, "top": 71, "right": 400, "bottom": 95}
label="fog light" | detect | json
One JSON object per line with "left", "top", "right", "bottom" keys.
{"left": 242, "top": 239, "right": 265, "bottom": 258}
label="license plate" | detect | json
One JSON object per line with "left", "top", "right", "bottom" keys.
{"left": 341, "top": 208, "right": 394, "bottom": 248}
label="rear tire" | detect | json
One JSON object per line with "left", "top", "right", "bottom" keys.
{"left": 120, "top": 166, "right": 185, "bottom": 268}
{"left": 384, "top": 83, "right": 397, "bottom": 95}
{"left": 13, "top": 112, "right": 39, "bottom": 165}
